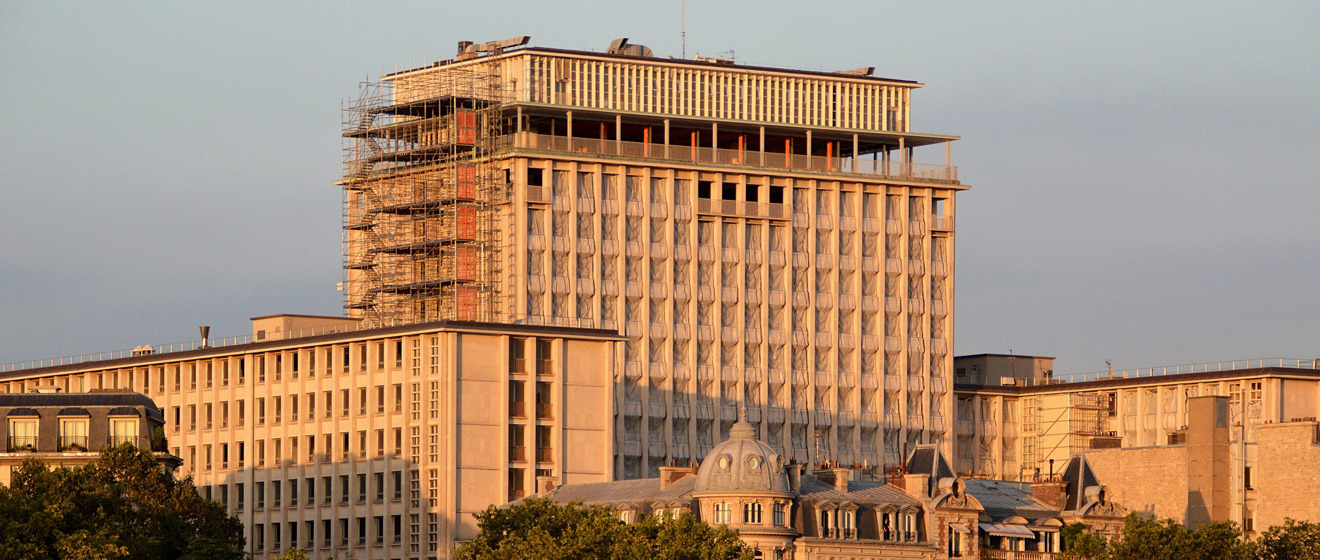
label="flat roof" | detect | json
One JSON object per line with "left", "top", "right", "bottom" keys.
{"left": 386, "top": 45, "right": 923, "bottom": 88}
{"left": 1, "top": 319, "right": 625, "bottom": 380}
{"left": 955, "top": 366, "right": 1320, "bottom": 395}
{"left": 955, "top": 353, "right": 1056, "bottom": 360}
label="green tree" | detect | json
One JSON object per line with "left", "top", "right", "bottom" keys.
{"left": 1258, "top": 518, "right": 1320, "bottom": 560}
{"left": 1057, "top": 522, "right": 1111, "bottom": 560}
{"left": 1108, "top": 513, "right": 1255, "bottom": 560}
{"left": 454, "top": 497, "right": 754, "bottom": 560}
{"left": 0, "top": 444, "right": 245, "bottom": 560}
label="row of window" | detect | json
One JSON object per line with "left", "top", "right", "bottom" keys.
{"left": 251, "top": 515, "right": 404, "bottom": 552}
{"left": 209, "top": 471, "right": 407, "bottom": 514}
{"left": 709, "top": 501, "right": 788, "bottom": 527}
{"left": 171, "top": 385, "right": 406, "bottom": 433}
{"left": 179, "top": 428, "right": 406, "bottom": 474}
{"left": 6, "top": 417, "right": 139, "bottom": 452}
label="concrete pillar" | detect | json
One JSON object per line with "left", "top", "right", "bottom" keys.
{"left": 1186, "top": 396, "right": 1231, "bottom": 528}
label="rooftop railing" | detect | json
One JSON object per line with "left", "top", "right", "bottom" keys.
{"left": 512, "top": 132, "right": 958, "bottom": 183}
{"left": 1053, "top": 358, "right": 1320, "bottom": 384}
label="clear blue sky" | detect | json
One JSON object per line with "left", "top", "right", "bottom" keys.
{"left": 2, "top": 1, "right": 1318, "bottom": 374}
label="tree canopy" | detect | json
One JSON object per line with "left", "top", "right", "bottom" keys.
{"left": 453, "top": 497, "right": 754, "bottom": 560}
{"left": 0, "top": 444, "right": 245, "bottom": 560}
{"left": 1258, "top": 518, "right": 1320, "bottom": 560}
{"left": 1057, "top": 513, "right": 1299, "bottom": 560}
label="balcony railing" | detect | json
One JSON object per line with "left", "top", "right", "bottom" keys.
{"left": 535, "top": 447, "right": 553, "bottom": 463}
{"left": 59, "top": 436, "right": 89, "bottom": 452}
{"left": 536, "top": 403, "right": 553, "bottom": 419}
{"left": 510, "top": 402, "right": 526, "bottom": 418}
{"left": 983, "top": 551, "right": 1054, "bottom": 560}
{"left": 513, "top": 133, "right": 958, "bottom": 183}
{"left": 509, "top": 446, "right": 527, "bottom": 462}
{"left": 109, "top": 435, "right": 138, "bottom": 447}
{"left": 7, "top": 436, "right": 36, "bottom": 452}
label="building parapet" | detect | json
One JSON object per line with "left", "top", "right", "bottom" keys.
{"left": 0, "top": 314, "right": 610, "bottom": 375}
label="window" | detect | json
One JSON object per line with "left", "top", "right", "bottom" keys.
{"left": 509, "top": 338, "right": 527, "bottom": 372}
{"left": 289, "top": 478, "right": 298, "bottom": 506}
{"left": 340, "top": 475, "right": 349, "bottom": 504}
{"left": 272, "top": 480, "right": 281, "bottom": 508}
{"left": 772, "top": 502, "right": 785, "bottom": 526}
{"left": 842, "top": 510, "right": 855, "bottom": 538}
{"left": 8, "top": 418, "right": 37, "bottom": 451}
{"left": 236, "top": 483, "right": 245, "bottom": 510}
{"left": 256, "top": 481, "right": 266, "bottom": 509}
{"left": 59, "top": 417, "right": 89, "bottom": 451}
{"left": 743, "top": 503, "right": 762, "bottom": 524}
{"left": 1245, "top": 466, "right": 1254, "bottom": 490}
{"left": 536, "top": 339, "right": 553, "bottom": 374}
{"left": 1040, "top": 530, "right": 1058, "bottom": 553}
{"left": 357, "top": 517, "right": 367, "bottom": 545}
{"left": 306, "top": 477, "right": 315, "bottom": 505}
{"left": 713, "top": 502, "right": 731, "bottom": 524}
{"left": 109, "top": 417, "right": 137, "bottom": 447}
{"left": 948, "top": 525, "right": 963, "bottom": 557}
{"left": 254, "top": 524, "right": 265, "bottom": 551}
{"left": 357, "top": 473, "right": 367, "bottom": 502}
{"left": 323, "top": 476, "right": 332, "bottom": 505}
{"left": 393, "top": 471, "right": 403, "bottom": 501}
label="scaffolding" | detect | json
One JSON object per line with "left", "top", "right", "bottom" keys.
{"left": 341, "top": 56, "right": 512, "bottom": 327}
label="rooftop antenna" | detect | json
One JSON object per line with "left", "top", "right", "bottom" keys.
{"left": 681, "top": 0, "right": 686, "bottom": 59}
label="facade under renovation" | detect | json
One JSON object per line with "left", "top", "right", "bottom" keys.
{"left": 340, "top": 37, "right": 965, "bottom": 481}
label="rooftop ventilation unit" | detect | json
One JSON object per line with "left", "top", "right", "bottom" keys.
{"left": 607, "top": 38, "right": 654, "bottom": 58}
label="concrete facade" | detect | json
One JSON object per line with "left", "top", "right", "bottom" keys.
{"left": 0, "top": 316, "right": 622, "bottom": 559}
{"left": 341, "top": 40, "right": 968, "bottom": 477}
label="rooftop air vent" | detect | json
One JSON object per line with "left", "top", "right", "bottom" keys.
{"left": 607, "top": 38, "right": 654, "bottom": 58}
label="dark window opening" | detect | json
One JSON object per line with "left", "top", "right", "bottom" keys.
{"left": 528, "top": 168, "right": 544, "bottom": 187}
{"left": 746, "top": 183, "right": 760, "bottom": 203}
{"left": 722, "top": 183, "right": 737, "bottom": 201}
{"left": 698, "top": 181, "right": 713, "bottom": 199}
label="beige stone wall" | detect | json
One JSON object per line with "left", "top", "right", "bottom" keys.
{"left": 1255, "top": 422, "right": 1320, "bottom": 530}
{"left": 1084, "top": 446, "right": 1188, "bottom": 522}
{"left": 0, "top": 322, "right": 619, "bottom": 560}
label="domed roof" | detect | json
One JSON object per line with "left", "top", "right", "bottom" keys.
{"left": 693, "top": 420, "right": 792, "bottom": 496}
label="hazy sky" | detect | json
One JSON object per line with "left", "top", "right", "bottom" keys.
{"left": 2, "top": 1, "right": 1318, "bottom": 374}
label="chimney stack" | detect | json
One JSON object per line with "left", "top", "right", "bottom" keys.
{"left": 199, "top": 325, "right": 211, "bottom": 348}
